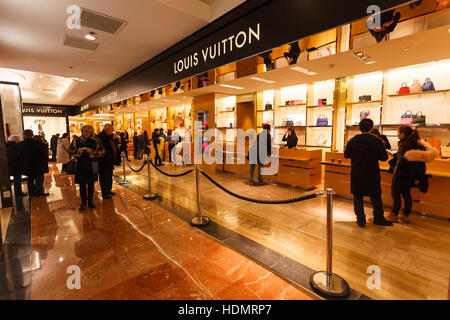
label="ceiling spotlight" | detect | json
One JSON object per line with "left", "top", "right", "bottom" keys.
{"left": 250, "top": 77, "right": 275, "bottom": 84}
{"left": 291, "top": 66, "right": 318, "bottom": 76}
{"left": 85, "top": 32, "right": 97, "bottom": 41}
{"left": 355, "top": 51, "right": 364, "bottom": 57}
{"left": 39, "top": 75, "right": 44, "bottom": 79}
{"left": 219, "top": 84, "right": 244, "bottom": 90}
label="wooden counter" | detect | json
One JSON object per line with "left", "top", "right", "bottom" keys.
{"left": 219, "top": 146, "right": 322, "bottom": 190}
{"left": 323, "top": 152, "right": 450, "bottom": 219}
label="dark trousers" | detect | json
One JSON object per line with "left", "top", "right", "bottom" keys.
{"left": 392, "top": 186, "right": 412, "bottom": 216}
{"left": 134, "top": 145, "right": 138, "bottom": 159}
{"left": 249, "top": 163, "right": 263, "bottom": 183}
{"left": 353, "top": 194, "right": 385, "bottom": 222}
{"left": 27, "top": 174, "right": 44, "bottom": 196}
{"left": 61, "top": 163, "right": 67, "bottom": 173}
{"left": 51, "top": 149, "right": 57, "bottom": 162}
{"left": 99, "top": 166, "right": 113, "bottom": 197}
{"left": 168, "top": 143, "right": 175, "bottom": 163}
{"left": 154, "top": 149, "right": 162, "bottom": 166}
{"left": 13, "top": 175, "right": 24, "bottom": 195}
{"left": 79, "top": 182, "right": 94, "bottom": 204}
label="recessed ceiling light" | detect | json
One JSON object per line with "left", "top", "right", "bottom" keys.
{"left": 291, "top": 66, "right": 318, "bottom": 76}
{"left": 355, "top": 51, "right": 364, "bottom": 57}
{"left": 39, "top": 75, "right": 44, "bottom": 79}
{"left": 219, "top": 84, "right": 244, "bottom": 90}
{"left": 250, "top": 77, "right": 275, "bottom": 84}
{"left": 85, "top": 32, "right": 97, "bottom": 41}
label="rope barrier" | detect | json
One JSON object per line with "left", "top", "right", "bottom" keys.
{"left": 124, "top": 157, "right": 147, "bottom": 173}
{"left": 148, "top": 160, "right": 194, "bottom": 177}
{"left": 199, "top": 169, "right": 322, "bottom": 204}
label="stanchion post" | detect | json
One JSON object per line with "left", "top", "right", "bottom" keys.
{"left": 143, "top": 154, "right": 158, "bottom": 201}
{"left": 119, "top": 152, "right": 131, "bottom": 186}
{"left": 310, "top": 188, "right": 350, "bottom": 298}
{"left": 190, "top": 166, "right": 210, "bottom": 227}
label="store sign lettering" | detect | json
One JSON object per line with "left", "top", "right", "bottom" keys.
{"left": 22, "top": 107, "right": 64, "bottom": 115}
{"left": 173, "top": 23, "right": 261, "bottom": 75}
{"left": 100, "top": 91, "right": 118, "bottom": 103}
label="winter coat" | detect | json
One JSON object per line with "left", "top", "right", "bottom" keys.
{"left": 6, "top": 142, "right": 24, "bottom": 177}
{"left": 247, "top": 130, "right": 272, "bottom": 164}
{"left": 97, "top": 130, "right": 118, "bottom": 170}
{"left": 50, "top": 135, "right": 58, "bottom": 151}
{"left": 68, "top": 136, "right": 105, "bottom": 184}
{"left": 19, "top": 138, "right": 49, "bottom": 177}
{"left": 344, "top": 133, "right": 388, "bottom": 195}
{"left": 56, "top": 138, "right": 70, "bottom": 164}
{"left": 391, "top": 140, "right": 438, "bottom": 194}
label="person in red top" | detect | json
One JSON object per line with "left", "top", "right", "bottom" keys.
{"left": 97, "top": 124, "right": 117, "bottom": 199}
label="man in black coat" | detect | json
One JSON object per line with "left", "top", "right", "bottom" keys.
{"left": 344, "top": 119, "right": 393, "bottom": 228}
{"left": 97, "top": 124, "right": 117, "bottom": 199}
{"left": 6, "top": 135, "right": 26, "bottom": 197}
{"left": 50, "top": 134, "right": 59, "bottom": 162}
{"left": 247, "top": 124, "right": 272, "bottom": 186}
{"left": 19, "top": 129, "right": 50, "bottom": 197}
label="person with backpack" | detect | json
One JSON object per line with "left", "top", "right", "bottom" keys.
{"left": 386, "top": 126, "right": 438, "bottom": 223}
{"left": 344, "top": 119, "right": 393, "bottom": 228}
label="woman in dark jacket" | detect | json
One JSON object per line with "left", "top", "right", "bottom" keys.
{"left": 68, "top": 125, "right": 105, "bottom": 211}
{"left": 282, "top": 128, "right": 298, "bottom": 149}
{"left": 6, "top": 135, "right": 26, "bottom": 197}
{"left": 387, "top": 126, "right": 438, "bottom": 223}
{"left": 120, "top": 132, "right": 129, "bottom": 161}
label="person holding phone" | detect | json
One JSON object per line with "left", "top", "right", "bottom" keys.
{"left": 68, "top": 125, "right": 105, "bottom": 211}
{"left": 282, "top": 128, "right": 298, "bottom": 149}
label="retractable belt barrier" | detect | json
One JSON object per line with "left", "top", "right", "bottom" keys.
{"left": 117, "top": 157, "right": 350, "bottom": 298}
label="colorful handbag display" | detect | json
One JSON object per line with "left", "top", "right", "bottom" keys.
{"left": 360, "top": 110, "right": 371, "bottom": 120}
{"left": 318, "top": 98, "right": 328, "bottom": 105}
{"left": 397, "top": 83, "right": 410, "bottom": 95}
{"left": 422, "top": 78, "right": 436, "bottom": 92}
{"left": 316, "top": 115, "right": 329, "bottom": 126}
{"left": 410, "top": 79, "right": 423, "bottom": 93}
{"left": 285, "top": 99, "right": 303, "bottom": 106}
{"left": 413, "top": 111, "right": 426, "bottom": 124}
{"left": 400, "top": 110, "right": 413, "bottom": 124}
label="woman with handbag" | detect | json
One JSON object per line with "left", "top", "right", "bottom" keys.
{"left": 282, "top": 128, "right": 298, "bottom": 149}
{"left": 68, "top": 125, "right": 105, "bottom": 211}
{"left": 387, "top": 126, "right": 438, "bottom": 223}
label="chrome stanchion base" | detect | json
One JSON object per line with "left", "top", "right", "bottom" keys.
{"left": 310, "top": 272, "right": 350, "bottom": 298}
{"left": 143, "top": 193, "right": 158, "bottom": 201}
{"left": 190, "top": 216, "right": 210, "bottom": 227}
{"left": 119, "top": 180, "right": 132, "bottom": 186}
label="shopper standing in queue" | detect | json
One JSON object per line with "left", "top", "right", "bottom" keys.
{"left": 344, "top": 118, "right": 393, "bottom": 228}
{"left": 152, "top": 128, "right": 162, "bottom": 166}
{"left": 133, "top": 132, "right": 139, "bottom": 159}
{"left": 19, "top": 129, "right": 50, "bottom": 197}
{"left": 57, "top": 133, "right": 71, "bottom": 173}
{"left": 68, "top": 125, "right": 105, "bottom": 210}
{"left": 6, "top": 135, "right": 26, "bottom": 197}
{"left": 387, "top": 126, "right": 438, "bottom": 223}
{"left": 97, "top": 124, "right": 117, "bottom": 200}
{"left": 50, "top": 134, "right": 59, "bottom": 162}
{"left": 247, "top": 123, "right": 272, "bottom": 186}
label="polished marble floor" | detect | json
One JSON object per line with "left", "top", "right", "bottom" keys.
{"left": 22, "top": 164, "right": 314, "bottom": 300}
{"left": 117, "top": 160, "right": 450, "bottom": 300}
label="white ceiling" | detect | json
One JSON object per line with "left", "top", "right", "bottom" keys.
{"left": 0, "top": 0, "right": 245, "bottom": 105}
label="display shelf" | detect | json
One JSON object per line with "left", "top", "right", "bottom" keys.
{"left": 347, "top": 100, "right": 382, "bottom": 105}
{"left": 307, "top": 104, "right": 334, "bottom": 109}
{"left": 306, "top": 145, "right": 332, "bottom": 148}
{"left": 387, "top": 89, "right": 449, "bottom": 98}
{"left": 278, "top": 103, "right": 307, "bottom": 108}
{"left": 219, "top": 110, "right": 235, "bottom": 113}
{"left": 275, "top": 126, "right": 306, "bottom": 129}
{"left": 257, "top": 110, "right": 274, "bottom": 113}
{"left": 381, "top": 123, "right": 450, "bottom": 127}
{"left": 307, "top": 125, "right": 333, "bottom": 128}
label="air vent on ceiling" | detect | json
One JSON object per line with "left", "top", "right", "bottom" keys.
{"left": 80, "top": 8, "right": 127, "bottom": 34}
{"left": 63, "top": 35, "right": 100, "bottom": 51}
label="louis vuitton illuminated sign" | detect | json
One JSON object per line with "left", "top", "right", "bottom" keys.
{"left": 173, "top": 23, "right": 261, "bottom": 75}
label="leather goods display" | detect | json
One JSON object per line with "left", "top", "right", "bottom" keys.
{"left": 422, "top": 78, "right": 436, "bottom": 92}
{"left": 410, "top": 79, "right": 423, "bottom": 93}
{"left": 441, "top": 146, "right": 450, "bottom": 159}
{"left": 316, "top": 115, "right": 329, "bottom": 126}
{"left": 265, "top": 103, "right": 273, "bottom": 110}
{"left": 413, "top": 111, "right": 426, "bottom": 124}
{"left": 314, "top": 134, "right": 328, "bottom": 146}
{"left": 358, "top": 95, "right": 372, "bottom": 102}
{"left": 400, "top": 110, "right": 413, "bottom": 124}
{"left": 281, "top": 118, "right": 294, "bottom": 127}
{"left": 318, "top": 98, "right": 327, "bottom": 105}
{"left": 397, "top": 83, "right": 410, "bottom": 95}
{"left": 285, "top": 99, "right": 303, "bottom": 106}
{"left": 360, "top": 110, "right": 371, "bottom": 120}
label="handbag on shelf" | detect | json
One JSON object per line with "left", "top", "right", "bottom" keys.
{"left": 358, "top": 95, "right": 372, "bottom": 102}
{"left": 281, "top": 118, "right": 288, "bottom": 126}
{"left": 315, "top": 134, "right": 328, "bottom": 146}
{"left": 360, "top": 110, "right": 371, "bottom": 120}
{"left": 422, "top": 78, "right": 436, "bottom": 92}
{"left": 285, "top": 99, "right": 303, "bottom": 106}
{"left": 265, "top": 103, "right": 273, "bottom": 110}
{"left": 316, "top": 115, "right": 329, "bottom": 126}
{"left": 397, "top": 82, "right": 410, "bottom": 95}
{"left": 410, "top": 79, "right": 423, "bottom": 93}
{"left": 400, "top": 110, "right": 414, "bottom": 124}
{"left": 318, "top": 98, "right": 327, "bottom": 105}
{"left": 285, "top": 118, "right": 294, "bottom": 127}
{"left": 413, "top": 111, "right": 426, "bottom": 124}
